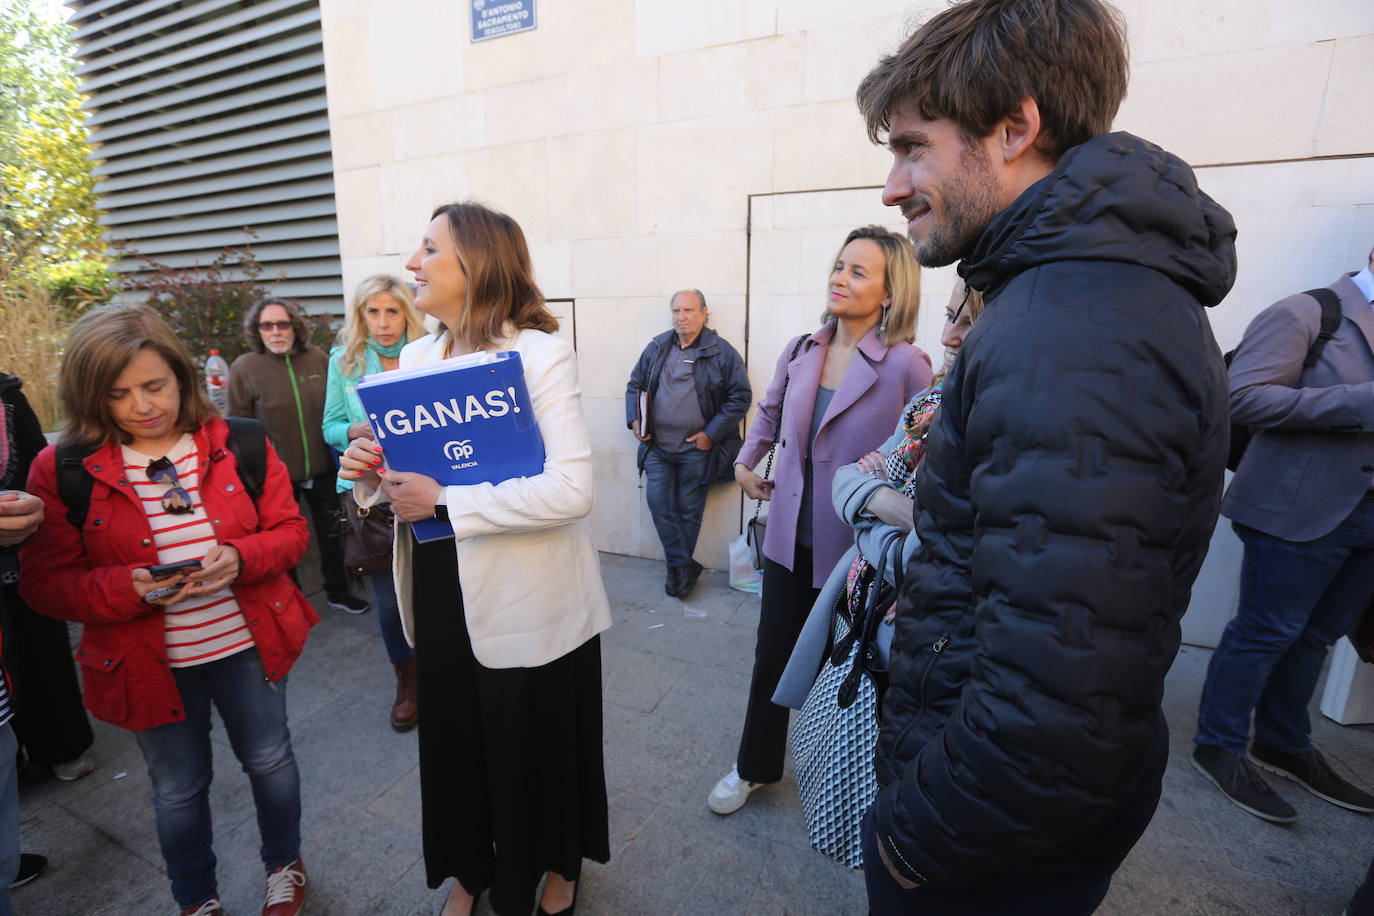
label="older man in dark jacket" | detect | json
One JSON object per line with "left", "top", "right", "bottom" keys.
{"left": 626, "top": 290, "right": 750, "bottom": 597}
{"left": 855, "top": 1, "right": 1235, "bottom": 913}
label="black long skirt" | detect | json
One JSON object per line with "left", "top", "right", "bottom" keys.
{"left": 411, "top": 534, "right": 610, "bottom": 916}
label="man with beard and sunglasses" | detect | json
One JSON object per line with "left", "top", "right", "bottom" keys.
{"left": 854, "top": 1, "right": 1236, "bottom": 913}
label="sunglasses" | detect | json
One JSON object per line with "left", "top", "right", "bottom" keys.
{"left": 147, "top": 457, "right": 194, "bottom": 514}
{"left": 258, "top": 320, "right": 292, "bottom": 331}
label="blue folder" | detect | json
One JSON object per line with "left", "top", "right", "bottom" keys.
{"left": 355, "top": 350, "right": 545, "bottom": 542}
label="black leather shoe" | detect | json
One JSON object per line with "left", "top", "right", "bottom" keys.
{"left": 664, "top": 566, "right": 684, "bottom": 596}
{"left": 11, "top": 852, "right": 46, "bottom": 889}
{"left": 1251, "top": 742, "right": 1374, "bottom": 813}
{"left": 677, "top": 560, "right": 704, "bottom": 597}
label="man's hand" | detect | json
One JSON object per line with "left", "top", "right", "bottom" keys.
{"left": 380, "top": 469, "right": 444, "bottom": 522}
{"left": 347, "top": 421, "right": 375, "bottom": 441}
{"left": 685, "top": 431, "right": 713, "bottom": 451}
{"left": 631, "top": 420, "right": 651, "bottom": 442}
{"left": 735, "top": 464, "right": 773, "bottom": 501}
{"left": 0, "top": 490, "right": 44, "bottom": 547}
{"left": 875, "top": 832, "right": 921, "bottom": 890}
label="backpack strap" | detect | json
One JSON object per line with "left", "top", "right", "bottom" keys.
{"left": 222, "top": 417, "right": 268, "bottom": 501}
{"left": 55, "top": 443, "right": 98, "bottom": 528}
{"left": 1302, "top": 287, "right": 1343, "bottom": 369}
{"left": 57, "top": 419, "right": 269, "bottom": 530}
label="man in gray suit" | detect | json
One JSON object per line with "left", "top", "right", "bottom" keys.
{"left": 1194, "top": 242, "right": 1374, "bottom": 823}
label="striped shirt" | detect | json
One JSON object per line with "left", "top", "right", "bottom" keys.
{"left": 0, "top": 669, "right": 11, "bottom": 730}
{"left": 123, "top": 435, "right": 254, "bottom": 668}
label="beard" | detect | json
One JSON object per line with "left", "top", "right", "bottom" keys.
{"left": 912, "top": 143, "right": 1002, "bottom": 268}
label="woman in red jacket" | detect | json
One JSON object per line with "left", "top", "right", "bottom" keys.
{"left": 19, "top": 305, "right": 316, "bottom": 916}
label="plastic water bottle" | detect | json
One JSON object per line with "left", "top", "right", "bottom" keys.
{"left": 204, "top": 350, "right": 229, "bottom": 414}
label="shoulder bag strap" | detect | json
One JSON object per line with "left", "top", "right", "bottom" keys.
{"left": 751, "top": 333, "right": 811, "bottom": 526}
{"left": 1302, "top": 287, "right": 1343, "bottom": 369}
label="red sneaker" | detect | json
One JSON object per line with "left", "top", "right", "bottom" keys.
{"left": 262, "top": 857, "right": 307, "bottom": 916}
{"left": 181, "top": 899, "right": 222, "bottom": 916}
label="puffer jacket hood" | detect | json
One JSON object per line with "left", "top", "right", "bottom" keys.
{"left": 961, "top": 132, "right": 1237, "bottom": 308}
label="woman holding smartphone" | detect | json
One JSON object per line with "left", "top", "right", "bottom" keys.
{"left": 340, "top": 201, "right": 611, "bottom": 916}
{"left": 20, "top": 305, "right": 315, "bottom": 916}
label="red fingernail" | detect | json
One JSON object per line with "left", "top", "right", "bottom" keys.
{"left": 373, "top": 444, "right": 383, "bottom": 453}
{"left": 372, "top": 458, "right": 382, "bottom": 466}
{"left": 376, "top": 468, "right": 387, "bottom": 476}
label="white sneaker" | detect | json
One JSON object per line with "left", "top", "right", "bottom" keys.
{"left": 707, "top": 765, "right": 765, "bottom": 815}
{"left": 52, "top": 752, "right": 95, "bottom": 782}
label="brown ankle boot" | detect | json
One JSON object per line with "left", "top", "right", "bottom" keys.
{"left": 390, "top": 657, "right": 418, "bottom": 731}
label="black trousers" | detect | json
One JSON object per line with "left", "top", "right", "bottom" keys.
{"left": 736, "top": 548, "right": 820, "bottom": 784}
{"left": 293, "top": 474, "right": 346, "bottom": 596}
{"left": 3, "top": 585, "right": 93, "bottom": 766}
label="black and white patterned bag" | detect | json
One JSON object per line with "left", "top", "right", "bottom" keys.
{"left": 791, "top": 531, "right": 902, "bottom": 869}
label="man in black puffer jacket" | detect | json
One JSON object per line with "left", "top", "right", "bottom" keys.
{"left": 854, "top": 1, "right": 1236, "bottom": 913}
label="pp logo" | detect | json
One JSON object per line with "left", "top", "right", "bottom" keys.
{"left": 443, "top": 440, "right": 475, "bottom": 462}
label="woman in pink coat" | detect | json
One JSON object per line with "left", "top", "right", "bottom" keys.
{"left": 709, "top": 225, "right": 932, "bottom": 816}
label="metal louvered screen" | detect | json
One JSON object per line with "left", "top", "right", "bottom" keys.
{"left": 68, "top": 0, "right": 343, "bottom": 315}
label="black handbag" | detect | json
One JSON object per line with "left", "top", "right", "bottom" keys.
{"left": 338, "top": 490, "right": 394, "bottom": 576}
{"left": 746, "top": 334, "right": 810, "bottom": 571}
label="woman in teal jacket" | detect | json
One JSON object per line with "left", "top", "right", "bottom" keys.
{"left": 323, "top": 275, "right": 427, "bottom": 729}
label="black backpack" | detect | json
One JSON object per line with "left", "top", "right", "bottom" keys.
{"left": 1225, "top": 288, "right": 1342, "bottom": 472}
{"left": 56, "top": 417, "right": 268, "bottom": 528}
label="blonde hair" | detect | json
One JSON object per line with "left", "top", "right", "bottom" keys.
{"left": 430, "top": 201, "right": 558, "bottom": 354}
{"left": 821, "top": 225, "right": 920, "bottom": 346}
{"left": 59, "top": 305, "right": 217, "bottom": 449}
{"left": 337, "top": 275, "right": 425, "bottom": 377}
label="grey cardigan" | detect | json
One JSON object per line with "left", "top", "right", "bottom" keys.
{"left": 772, "top": 415, "right": 923, "bottom": 709}
{"left": 1222, "top": 272, "right": 1374, "bottom": 542}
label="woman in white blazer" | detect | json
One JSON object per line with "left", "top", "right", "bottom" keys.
{"left": 341, "top": 202, "right": 611, "bottom": 916}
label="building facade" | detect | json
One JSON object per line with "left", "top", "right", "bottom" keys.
{"left": 66, "top": 0, "right": 344, "bottom": 314}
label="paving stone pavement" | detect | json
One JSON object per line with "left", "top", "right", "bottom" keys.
{"left": 15, "top": 552, "right": 1374, "bottom": 915}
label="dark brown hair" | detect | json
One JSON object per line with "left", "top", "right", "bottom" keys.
{"left": 857, "top": 0, "right": 1129, "bottom": 161}
{"left": 243, "top": 296, "right": 311, "bottom": 355}
{"left": 431, "top": 201, "right": 558, "bottom": 354}
{"left": 59, "top": 304, "right": 218, "bottom": 448}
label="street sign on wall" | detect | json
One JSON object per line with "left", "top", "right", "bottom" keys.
{"left": 470, "top": 0, "right": 537, "bottom": 42}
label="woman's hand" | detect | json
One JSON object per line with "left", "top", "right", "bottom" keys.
{"left": 856, "top": 450, "right": 888, "bottom": 480}
{"left": 735, "top": 463, "right": 773, "bottom": 501}
{"left": 380, "top": 469, "right": 444, "bottom": 522}
{"left": 865, "top": 487, "right": 915, "bottom": 532}
{"left": 185, "top": 544, "right": 242, "bottom": 596}
{"left": 132, "top": 567, "right": 195, "bottom": 606}
{"left": 0, "top": 490, "right": 44, "bottom": 547}
{"left": 347, "top": 421, "right": 375, "bottom": 441}
{"left": 341, "top": 436, "right": 384, "bottom": 484}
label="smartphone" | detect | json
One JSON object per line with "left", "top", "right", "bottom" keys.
{"left": 147, "top": 559, "right": 203, "bottom": 579}
{"left": 144, "top": 584, "right": 183, "bottom": 601}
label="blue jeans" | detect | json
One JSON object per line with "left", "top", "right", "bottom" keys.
{"left": 369, "top": 571, "right": 414, "bottom": 666}
{"left": 862, "top": 810, "right": 1112, "bottom": 915}
{"left": 1197, "top": 500, "right": 1374, "bottom": 754}
{"left": 133, "top": 648, "right": 302, "bottom": 909}
{"left": 643, "top": 445, "right": 709, "bottom": 569}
